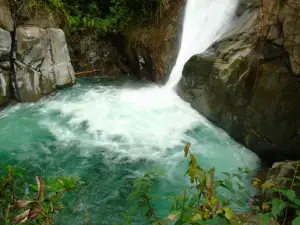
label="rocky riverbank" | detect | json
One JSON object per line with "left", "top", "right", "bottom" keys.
{"left": 178, "top": 0, "right": 300, "bottom": 164}
{"left": 0, "top": 0, "right": 75, "bottom": 106}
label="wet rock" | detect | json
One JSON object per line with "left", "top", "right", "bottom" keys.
{"left": 14, "top": 26, "right": 75, "bottom": 101}
{"left": 46, "top": 28, "right": 75, "bottom": 87}
{"left": 0, "top": 68, "right": 10, "bottom": 106}
{"left": 0, "top": 28, "right": 11, "bottom": 61}
{"left": 0, "top": 0, "right": 13, "bottom": 32}
{"left": 14, "top": 60, "right": 41, "bottom": 102}
{"left": 179, "top": 0, "right": 300, "bottom": 163}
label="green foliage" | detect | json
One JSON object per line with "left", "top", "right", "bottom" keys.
{"left": 40, "top": 0, "right": 169, "bottom": 34}
{"left": 252, "top": 162, "right": 300, "bottom": 225}
{"left": 118, "top": 143, "right": 253, "bottom": 225}
{"left": 0, "top": 165, "right": 85, "bottom": 225}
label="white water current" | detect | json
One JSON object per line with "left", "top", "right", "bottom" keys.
{"left": 38, "top": 0, "right": 258, "bottom": 169}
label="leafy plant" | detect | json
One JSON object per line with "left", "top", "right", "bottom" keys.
{"left": 25, "top": 0, "right": 170, "bottom": 35}
{"left": 119, "top": 143, "right": 254, "bottom": 225}
{"left": 252, "top": 162, "right": 300, "bottom": 225}
{"left": 0, "top": 165, "right": 85, "bottom": 225}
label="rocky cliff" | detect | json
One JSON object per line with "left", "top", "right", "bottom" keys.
{"left": 70, "top": 0, "right": 184, "bottom": 82}
{"left": 0, "top": 0, "right": 75, "bottom": 106}
{"left": 179, "top": 0, "right": 300, "bottom": 163}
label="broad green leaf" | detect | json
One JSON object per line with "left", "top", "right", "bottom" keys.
{"left": 14, "top": 172, "right": 24, "bottom": 177}
{"left": 223, "top": 180, "right": 235, "bottom": 193}
{"left": 238, "top": 191, "right": 250, "bottom": 199}
{"left": 286, "top": 189, "right": 296, "bottom": 201}
{"left": 276, "top": 189, "right": 296, "bottom": 201}
{"left": 271, "top": 198, "right": 286, "bottom": 217}
{"left": 222, "top": 206, "right": 233, "bottom": 220}
{"left": 232, "top": 199, "right": 245, "bottom": 206}
{"left": 238, "top": 183, "right": 245, "bottom": 190}
{"left": 293, "top": 216, "right": 300, "bottom": 225}
{"left": 222, "top": 172, "right": 230, "bottom": 177}
{"left": 233, "top": 173, "right": 243, "bottom": 181}
{"left": 238, "top": 167, "right": 244, "bottom": 173}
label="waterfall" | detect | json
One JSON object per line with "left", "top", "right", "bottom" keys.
{"left": 166, "top": 0, "right": 238, "bottom": 88}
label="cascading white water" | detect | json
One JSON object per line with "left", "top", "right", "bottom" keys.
{"left": 167, "top": 0, "right": 238, "bottom": 88}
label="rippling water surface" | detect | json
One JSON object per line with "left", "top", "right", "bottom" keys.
{"left": 0, "top": 77, "right": 259, "bottom": 224}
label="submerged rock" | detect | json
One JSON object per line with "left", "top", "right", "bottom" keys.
{"left": 179, "top": 0, "right": 300, "bottom": 163}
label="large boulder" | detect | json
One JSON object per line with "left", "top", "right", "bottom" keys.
{"left": 0, "top": 0, "right": 13, "bottom": 32}
{"left": 14, "top": 26, "right": 75, "bottom": 101}
{"left": 14, "top": 60, "right": 41, "bottom": 102}
{"left": 179, "top": 0, "right": 300, "bottom": 163}
{"left": 0, "top": 68, "right": 10, "bottom": 106}
{"left": 0, "top": 28, "right": 11, "bottom": 61}
{"left": 16, "top": 27, "right": 49, "bottom": 69}
{"left": 46, "top": 28, "right": 75, "bottom": 87}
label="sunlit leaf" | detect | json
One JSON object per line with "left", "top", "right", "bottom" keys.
{"left": 271, "top": 198, "right": 286, "bottom": 217}
{"left": 222, "top": 206, "right": 233, "bottom": 220}
{"left": 261, "top": 182, "right": 275, "bottom": 189}
{"left": 167, "top": 211, "right": 180, "bottom": 221}
{"left": 222, "top": 172, "right": 230, "bottom": 177}
{"left": 184, "top": 142, "right": 191, "bottom": 158}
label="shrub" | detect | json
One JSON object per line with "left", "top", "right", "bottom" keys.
{"left": 0, "top": 165, "right": 85, "bottom": 225}
{"left": 119, "top": 143, "right": 254, "bottom": 225}
{"left": 252, "top": 162, "right": 300, "bottom": 225}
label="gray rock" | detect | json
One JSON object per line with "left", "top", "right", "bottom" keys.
{"left": 179, "top": 0, "right": 300, "bottom": 163}
{"left": 46, "top": 28, "right": 75, "bottom": 86}
{"left": 0, "top": 0, "right": 13, "bottom": 32}
{"left": 46, "top": 28, "right": 70, "bottom": 64}
{"left": 53, "top": 62, "right": 75, "bottom": 87}
{"left": 16, "top": 27, "right": 49, "bottom": 69}
{"left": 0, "top": 28, "right": 11, "bottom": 61}
{"left": 0, "top": 68, "right": 10, "bottom": 106}
{"left": 40, "top": 43, "right": 56, "bottom": 95}
{"left": 14, "top": 26, "right": 75, "bottom": 101}
{"left": 14, "top": 60, "right": 41, "bottom": 102}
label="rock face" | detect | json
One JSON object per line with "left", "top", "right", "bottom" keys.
{"left": 0, "top": 5, "right": 12, "bottom": 106}
{"left": 0, "top": 0, "right": 13, "bottom": 32}
{"left": 70, "top": 0, "right": 184, "bottom": 82}
{"left": 14, "top": 26, "right": 75, "bottom": 102}
{"left": 70, "top": 36, "right": 130, "bottom": 77}
{"left": 0, "top": 0, "right": 75, "bottom": 105}
{"left": 179, "top": 0, "right": 300, "bottom": 163}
